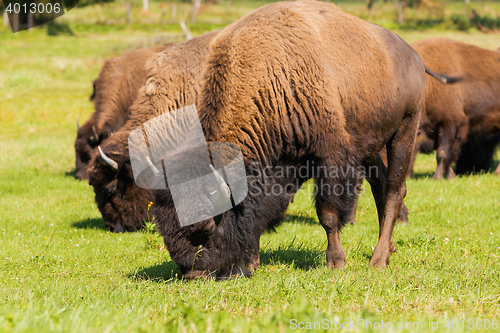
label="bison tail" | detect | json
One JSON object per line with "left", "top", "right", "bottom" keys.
{"left": 89, "top": 80, "right": 97, "bottom": 101}
{"left": 424, "top": 66, "right": 462, "bottom": 84}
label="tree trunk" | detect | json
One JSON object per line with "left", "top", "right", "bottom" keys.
{"left": 367, "top": 0, "right": 375, "bottom": 18}
{"left": 126, "top": 3, "right": 131, "bottom": 24}
{"left": 12, "top": 12, "right": 19, "bottom": 33}
{"left": 3, "top": 11, "right": 9, "bottom": 26}
{"left": 191, "top": 0, "right": 201, "bottom": 24}
{"left": 171, "top": 2, "right": 176, "bottom": 19}
{"left": 180, "top": 21, "right": 192, "bottom": 40}
{"left": 392, "top": 0, "right": 404, "bottom": 26}
{"left": 143, "top": 0, "right": 148, "bottom": 12}
{"left": 27, "top": 11, "right": 34, "bottom": 31}
{"left": 226, "top": 0, "right": 230, "bottom": 12}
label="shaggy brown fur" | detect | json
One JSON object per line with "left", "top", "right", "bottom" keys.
{"left": 75, "top": 45, "right": 170, "bottom": 180}
{"left": 412, "top": 38, "right": 500, "bottom": 179}
{"left": 154, "top": 0, "right": 426, "bottom": 279}
{"left": 87, "top": 31, "right": 219, "bottom": 232}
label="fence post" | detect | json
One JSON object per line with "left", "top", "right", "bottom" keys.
{"left": 3, "top": 10, "right": 8, "bottom": 26}
{"left": 143, "top": 0, "right": 148, "bottom": 12}
{"left": 226, "top": 0, "right": 230, "bottom": 12}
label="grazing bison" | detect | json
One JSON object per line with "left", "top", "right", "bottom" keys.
{"left": 75, "top": 45, "right": 170, "bottom": 180}
{"left": 87, "top": 31, "right": 219, "bottom": 232}
{"left": 412, "top": 38, "right": 500, "bottom": 179}
{"left": 454, "top": 105, "right": 500, "bottom": 175}
{"left": 153, "top": 0, "right": 427, "bottom": 279}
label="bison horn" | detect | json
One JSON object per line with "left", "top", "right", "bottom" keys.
{"left": 91, "top": 125, "right": 99, "bottom": 143}
{"left": 207, "top": 165, "right": 231, "bottom": 208}
{"left": 76, "top": 119, "right": 80, "bottom": 130}
{"left": 98, "top": 146, "right": 118, "bottom": 172}
{"left": 146, "top": 156, "right": 161, "bottom": 177}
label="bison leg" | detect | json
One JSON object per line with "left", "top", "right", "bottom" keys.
{"left": 367, "top": 114, "right": 419, "bottom": 267}
{"left": 434, "top": 119, "right": 467, "bottom": 180}
{"left": 397, "top": 202, "right": 409, "bottom": 224}
{"left": 345, "top": 179, "right": 361, "bottom": 225}
{"left": 367, "top": 156, "right": 402, "bottom": 268}
{"left": 315, "top": 163, "right": 360, "bottom": 269}
{"left": 246, "top": 241, "right": 260, "bottom": 271}
{"left": 316, "top": 205, "right": 346, "bottom": 269}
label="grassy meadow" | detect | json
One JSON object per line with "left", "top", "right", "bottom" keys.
{"left": 1, "top": 1, "right": 500, "bottom": 332}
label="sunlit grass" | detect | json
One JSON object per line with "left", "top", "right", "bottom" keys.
{"left": 1, "top": 9, "right": 500, "bottom": 333}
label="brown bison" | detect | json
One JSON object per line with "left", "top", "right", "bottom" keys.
{"left": 75, "top": 45, "right": 170, "bottom": 180}
{"left": 87, "top": 31, "right": 219, "bottom": 232}
{"left": 412, "top": 38, "right": 500, "bottom": 179}
{"left": 152, "top": 0, "right": 427, "bottom": 279}
{"left": 454, "top": 105, "right": 500, "bottom": 175}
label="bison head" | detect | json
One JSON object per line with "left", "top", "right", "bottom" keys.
{"left": 87, "top": 140, "right": 153, "bottom": 232}
{"left": 415, "top": 126, "right": 435, "bottom": 155}
{"left": 153, "top": 158, "right": 293, "bottom": 280}
{"left": 75, "top": 120, "right": 111, "bottom": 180}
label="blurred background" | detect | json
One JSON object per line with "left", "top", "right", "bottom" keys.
{"left": 3, "top": 0, "right": 500, "bottom": 35}
{"left": 1, "top": 0, "right": 500, "bottom": 154}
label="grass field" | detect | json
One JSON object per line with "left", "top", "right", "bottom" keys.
{"left": 2, "top": 3, "right": 500, "bottom": 332}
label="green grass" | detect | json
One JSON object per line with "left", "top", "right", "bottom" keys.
{"left": 2, "top": 8, "right": 500, "bottom": 333}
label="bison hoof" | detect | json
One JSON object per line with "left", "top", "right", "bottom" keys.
{"left": 327, "top": 261, "right": 346, "bottom": 269}
{"left": 369, "top": 250, "right": 391, "bottom": 268}
{"left": 432, "top": 173, "right": 443, "bottom": 180}
{"left": 247, "top": 261, "right": 260, "bottom": 271}
{"left": 326, "top": 255, "right": 346, "bottom": 269}
{"left": 182, "top": 270, "right": 209, "bottom": 280}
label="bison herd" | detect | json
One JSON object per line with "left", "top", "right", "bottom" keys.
{"left": 74, "top": 0, "right": 500, "bottom": 279}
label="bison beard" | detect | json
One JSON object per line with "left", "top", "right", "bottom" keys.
{"left": 153, "top": 0, "right": 426, "bottom": 279}
{"left": 75, "top": 45, "right": 170, "bottom": 180}
{"left": 87, "top": 31, "right": 219, "bottom": 232}
{"left": 411, "top": 38, "right": 500, "bottom": 180}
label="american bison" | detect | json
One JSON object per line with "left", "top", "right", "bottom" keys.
{"left": 454, "top": 105, "right": 500, "bottom": 175}
{"left": 87, "top": 31, "right": 219, "bottom": 232}
{"left": 412, "top": 38, "right": 500, "bottom": 179}
{"left": 153, "top": 0, "right": 427, "bottom": 279}
{"left": 75, "top": 45, "right": 170, "bottom": 180}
